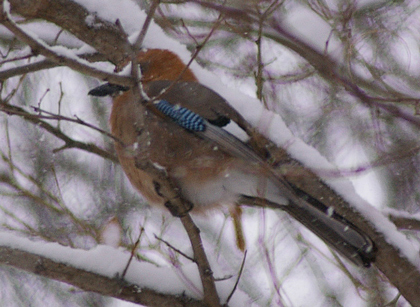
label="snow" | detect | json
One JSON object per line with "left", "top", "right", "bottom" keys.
{"left": 106, "top": 1, "right": 420, "bottom": 269}
{"left": 0, "top": 230, "right": 249, "bottom": 304}
{"left": 73, "top": 0, "right": 143, "bottom": 35}
{"left": 184, "top": 40, "right": 420, "bottom": 272}
{"left": 281, "top": 4, "right": 336, "bottom": 53}
{"left": 99, "top": 218, "right": 122, "bottom": 247}
{"left": 1, "top": 3, "right": 118, "bottom": 75}
{"left": 1, "top": 0, "right": 420, "bottom": 306}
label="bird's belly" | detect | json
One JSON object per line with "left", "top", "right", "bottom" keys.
{"left": 172, "top": 164, "right": 287, "bottom": 211}
{"left": 178, "top": 177, "right": 239, "bottom": 210}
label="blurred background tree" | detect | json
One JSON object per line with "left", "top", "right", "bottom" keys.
{"left": 1, "top": 0, "right": 420, "bottom": 306}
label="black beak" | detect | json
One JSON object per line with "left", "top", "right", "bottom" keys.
{"left": 88, "top": 83, "right": 129, "bottom": 97}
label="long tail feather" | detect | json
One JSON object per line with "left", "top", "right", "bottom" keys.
{"left": 202, "top": 124, "right": 375, "bottom": 266}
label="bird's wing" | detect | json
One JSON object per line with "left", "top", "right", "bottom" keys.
{"left": 145, "top": 80, "right": 376, "bottom": 267}
{"left": 90, "top": 80, "right": 376, "bottom": 267}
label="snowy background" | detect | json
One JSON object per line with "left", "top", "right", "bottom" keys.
{"left": 1, "top": 0, "right": 420, "bottom": 306}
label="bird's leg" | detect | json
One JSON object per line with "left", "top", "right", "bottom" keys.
{"left": 230, "top": 206, "right": 246, "bottom": 251}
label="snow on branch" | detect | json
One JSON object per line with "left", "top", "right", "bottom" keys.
{"left": 0, "top": 231, "right": 208, "bottom": 306}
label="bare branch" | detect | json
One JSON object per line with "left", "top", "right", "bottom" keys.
{"left": 1, "top": 0, "right": 419, "bottom": 306}
{"left": 0, "top": 4, "right": 134, "bottom": 86}
{"left": 0, "top": 102, "right": 118, "bottom": 162}
{"left": 155, "top": 234, "right": 195, "bottom": 262}
{"left": 225, "top": 250, "right": 247, "bottom": 305}
{"left": 0, "top": 53, "right": 108, "bottom": 81}
{"left": 133, "top": 0, "right": 161, "bottom": 50}
{"left": 133, "top": 158, "right": 221, "bottom": 306}
{"left": 179, "top": 214, "right": 221, "bottom": 307}
{"left": 8, "top": 0, "right": 132, "bottom": 65}
{"left": 386, "top": 210, "right": 420, "bottom": 231}
{"left": 0, "top": 245, "right": 206, "bottom": 307}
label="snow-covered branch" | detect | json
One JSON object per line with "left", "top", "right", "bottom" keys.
{"left": 0, "top": 232, "right": 207, "bottom": 307}
{"left": 1, "top": 0, "right": 420, "bottom": 306}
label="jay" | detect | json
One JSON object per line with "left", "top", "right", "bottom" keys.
{"left": 89, "top": 49, "right": 375, "bottom": 267}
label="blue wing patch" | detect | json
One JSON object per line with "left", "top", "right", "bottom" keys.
{"left": 155, "top": 100, "right": 206, "bottom": 132}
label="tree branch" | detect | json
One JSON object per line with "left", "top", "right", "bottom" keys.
{"left": 0, "top": 102, "right": 118, "bottom": 163}
{"left": 0, "top": 53, "right": 108, "bottom": 81}
{"left": 1, "top": 0, "right": 419, "bottom": 306}
{"left": 0, "top": 244, "right": 206, "bottom": 307}
{"left": 0, "top": 3, "right": 134, "bottom": 86}
{"left": 8, "top": 0, "right": 132, "bottom": 66}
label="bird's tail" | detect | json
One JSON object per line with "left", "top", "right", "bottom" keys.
{"left": 241, "top": 187, "right": 375, "bottom": 267}
{"left": 203, "top": 119, "right": 376, "bottom": 267}
{"left": 90, "top": 81, "right": 376, "bottom": 267}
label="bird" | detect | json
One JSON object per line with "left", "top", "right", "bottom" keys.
{"left": 89, "top": 48, "right": 375, "bottom": 267}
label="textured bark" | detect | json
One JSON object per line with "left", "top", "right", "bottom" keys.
{"left": 2, "top": 0, "right": 420, "bottom": 306}
{"left": 0, "top": 245, "right": 206, "bottom": 307}
{"left": 9, "top": 0, "right": 132, "bottom": 66}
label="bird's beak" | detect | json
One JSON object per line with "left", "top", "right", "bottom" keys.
{"left": 88, "top": 83, "right": 129, "bottom": 97}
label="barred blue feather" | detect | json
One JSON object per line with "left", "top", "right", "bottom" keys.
{"left": 155, "top": 100, "right": 206, "bottom": 132}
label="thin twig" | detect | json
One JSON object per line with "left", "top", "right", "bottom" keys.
{"left": 121, "top": 232, "right": 142, "bottom": 279}
{"left": 255, "top": 0, "right": 282, "bottom": 104}
{"left": 0, "top": 53, "right": 108, "bottom": 81}
{"left": 255, "top": 14, "right": 263, "bottom": 101}
{"left": 0, "top": 6, "right": 134, "bottom": 87}
{"left": 133, "top": 0, "right": 161, "bottom": 50}
{"left": 225, "top": 250, "right": 247, "bottom": 305}
{"left": 0, "top": 52, "right": 34, "bottom": 65}
{"left": 145, "top": 13, "right": 225, "bottom": 106}
{"left": 31, "top": 106, "right": 123, "bottom": 145}
{"left": 155, "top": 234, "right": 195, "bottom": 262}
{"left": 265, "top": 21, "right": 420, "bottom": 129}
{"left": 130, "top": 0, "right": 161, "bottom": 103}
{"left": 0, "top": 102, "right": 118, "bottom": 162}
